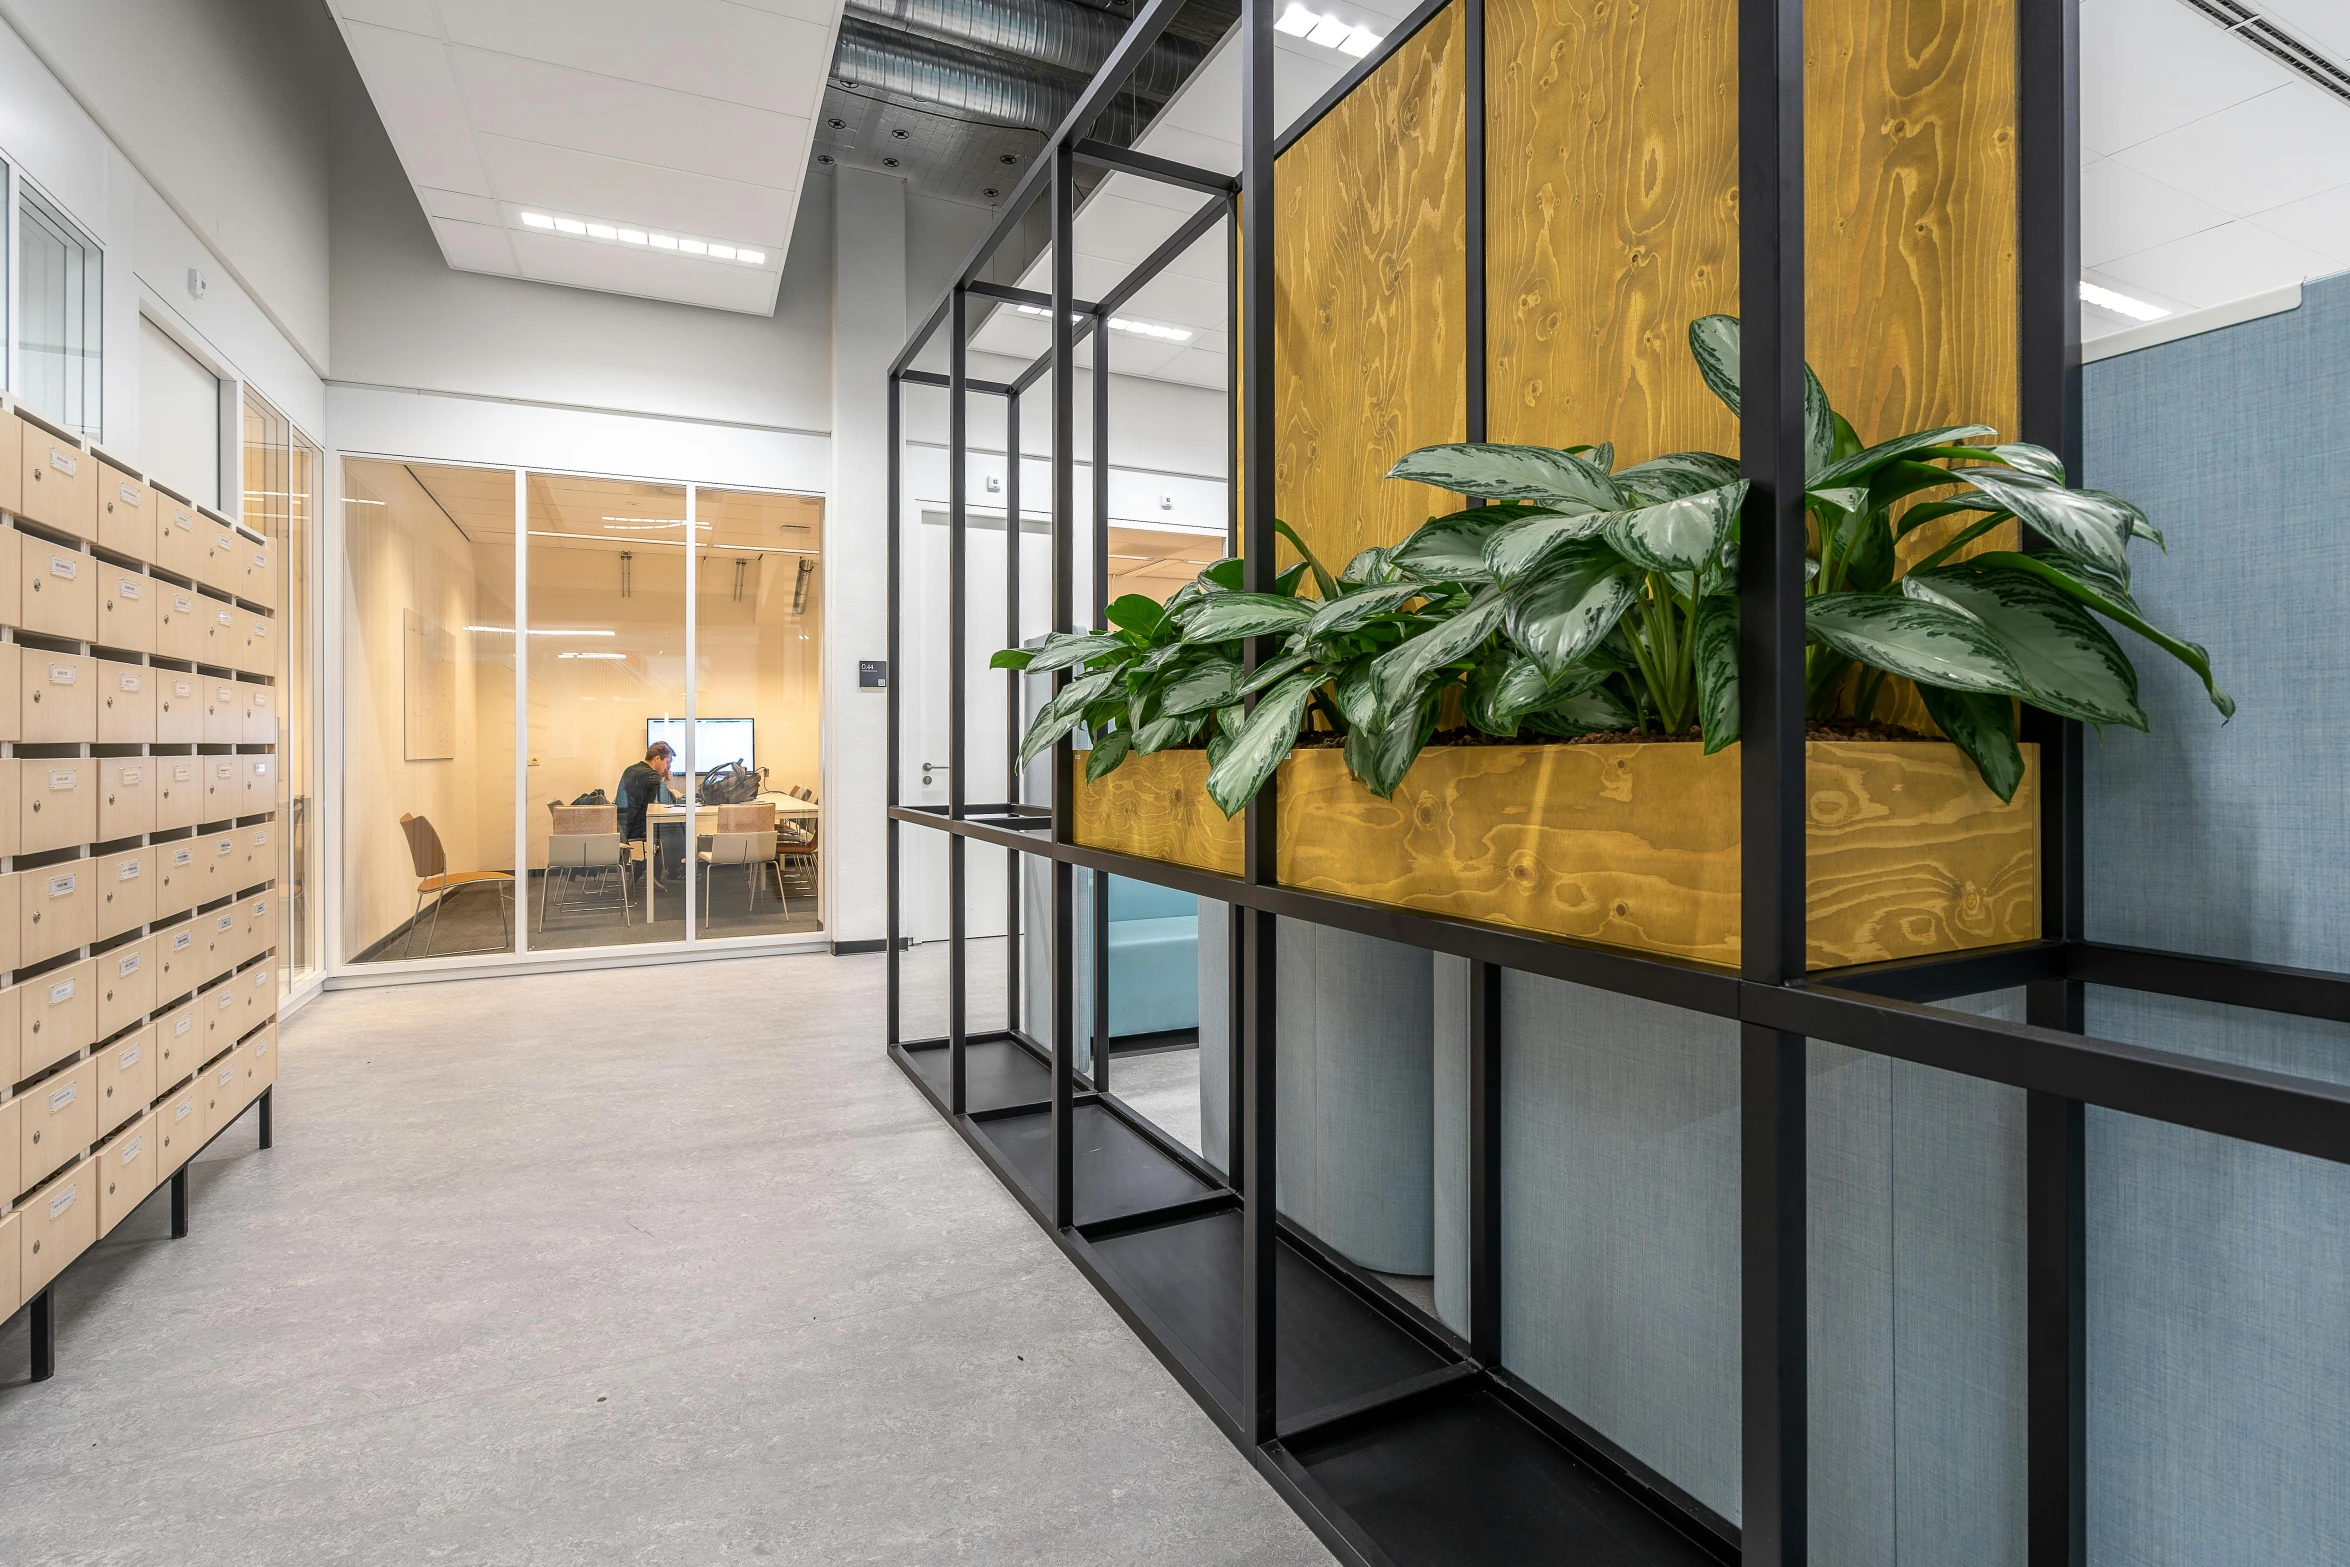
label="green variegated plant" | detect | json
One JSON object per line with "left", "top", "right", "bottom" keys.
{"left": 1002, "top": 316, "right": 2230, "bottom": 813}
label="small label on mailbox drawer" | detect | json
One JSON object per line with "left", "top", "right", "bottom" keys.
{"left": 118, "top": 578, "right": 140, "bottom": 598}
{"left": 172, "top": 594, "right": 192, "bottom": 613}
{"left": 49, "top": 554, "right": 77, "bottom": 578}
{"left": 172, "top": 766, "right": 192, "bottom": 785}
{"left": 48, "top": 663, "right": 76, "bottom": 685}
{"left": 48, "top": 770, "right": 75, "bottom": 789}
{"left": 49, "top": 978, "right": 76, "bottom": 1003}
{"left": 171, "top": 848, "right": 193, "bottom": 867}
{"left": 216, "top": 611, "right": 234, "bottom": 627}
{"left": 118, "top": 861, "right": 140, "bottom": 882}
{"left": 48, "top": 874, "right": 77, "bottom": 897}
{"left": 48, "top": 448, "right": 77, "bottom": 477}
{"left": 120, "top": 1137, "right": 142, "bottom": 1163}
{"left": 117, "top": 1042, "right": 139, "bottom": 1066}
{"left": 173, "top": 1098, "right": 192, "bottom": 1121}
{"left": 119, "top": 484, "right": 141, "bottom": 505}
{"left": 118, "top": 951, "right": 140, "bottom": 974}
{"left": 49, "top": 1082, "right": 77, "bottom": 1110}
{"left": 122, "top": 768, "right": 142, "bottom": 786}
{"left": 217, "top": 1065, "right": 234, "bottom": 1087}
{"left": 172, "top": 933, "right": 193, "bottom": 953}
{"left": 49, "top": 1184, "right": 78, "bottom": 1217}
{"left": 174, "top": 1014, "right": 192, "bottom": 1034}
{"left": 118, "top": 672, "right": 140, "bottom": 691}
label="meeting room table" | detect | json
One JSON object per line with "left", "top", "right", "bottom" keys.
{"left": 639, "top": 793, "right": 817, "bottom": 923}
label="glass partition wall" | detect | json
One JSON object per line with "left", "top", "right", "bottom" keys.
{"left": 340, "top": 459, "right": 824, "bottom": 966}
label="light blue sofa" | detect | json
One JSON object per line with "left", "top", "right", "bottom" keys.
{"left": 1020, "top": 865, "right": 1200, "bottom": 1070}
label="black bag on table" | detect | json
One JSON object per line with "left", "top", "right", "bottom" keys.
{"left": 697, "top": 761, "right": 768, "bottom": 806}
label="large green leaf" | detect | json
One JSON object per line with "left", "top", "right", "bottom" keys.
{"left": 1389, "top": 505, "right": 1547, "bottom": 584}
{"left": 1238, "top": 648, "right": 1316, "bottom": 697}
{"left": 1306, "top": 581, "right": 1422, "bottom": 639}
{"left": 1685, "top": 314, "right": 1836, "bottom": 475}
{"left": 2082, "top": 488, "right": 2166, "bottom": 551}
{"left": 1949, "top": 468, "right": 2135, "bottom": 580}
{"left": 1273, "top": 518, "right": 1340, "bottom": 600}
{"left": 1159, "top": 657, "right": 1244, "bottom": 716}
{"left": 1023, "top": 631, "right": 1123, "bottom": 674}
{"left": 1134, "top": 710, "right": 1206, "bottom": 754}
{"left": 1805, "top": 592, "right": 2032, "bottom": 697}
{"left": 1205, "top": 672, "right": 1315, "bottom": 817}
{"left": 1522, "top": 683, "right": 1635, "bottom": 738}
{"left": 1105, "top": 594, "right": 1167, "bottom": 636}
{"left": 1177, "top": 591, "right": 1317, "bottom": 642}
{"left": 1340, "top": 545, "right": 1400, "bottom": 585}
{"left": 1372, "top": 587, "right": 1507, "bottom": 709}
{"left": 1968, "top": 550, "right": 2233, "bottom": 719}
{"left": 1615, "top": 450, "right": 1742, "bottom": 503}
{"left": 1201, "top": 558, "right": 1245, "bottom": 592}
{"left": 1603, "top": 481, "right": 1749, "bottom": 574}
{"left": 1906, "top": 564, "right": 2147, "bottom": 729}
{"left": 1809, "top": 425, "right": 1997, "bottom": 490}
{"left": 1387, "top": 443, "right": 1625, "bottom": 511}
{"left": 1502, "top": 545, "right": 1642, "bottom": 679}
{"left": 1350, "top": 678, "right": 1443, "bottom": 796}
{"left": 1916, "top": 683, "right": 2024, "bottom": 802}
{"left": 1333, "top": 658, "right": 1382, "bottom": 730}
{"left": 1017, "top": 667, "right": 1117, "bottom": 771}
{"left": 1086, "top": 729, "right": 1134, "bottom": 780}
{"left": 989, "top": 647, "right": 1035, "bottom": 670}
{"left": 1990, "top": 442, "right": 2065, "bottom": 483}
{"left": 1483, "top": 510, "right": 1613, "bottom": 584}
{"left": 1691, "top": 594, "right": 1740, "bottom": 753}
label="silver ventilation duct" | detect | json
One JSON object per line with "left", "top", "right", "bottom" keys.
{"left": 833, "top": 15, "right": 1156, "bottom": 146}
{"left": 847, "top": 0, "right": 1208, "bottom": 103}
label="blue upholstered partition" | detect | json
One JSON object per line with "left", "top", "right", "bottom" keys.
{"left": 1020, "top": 863, "right": 1201, "bottom": 1065}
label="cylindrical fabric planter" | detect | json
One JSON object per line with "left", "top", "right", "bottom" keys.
{"left": 1198, "top": 904, "right": 1435, "bottom": 1276}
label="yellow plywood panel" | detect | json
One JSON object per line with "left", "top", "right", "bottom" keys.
{"left": 1071, "top": 749, "right": 1244, "bottom": 877}
{"left": 1272, "top": 1, "right": 1468, "bottom": 577}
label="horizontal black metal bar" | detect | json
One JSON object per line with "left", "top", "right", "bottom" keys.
{"left": 1094, "top": 1087, "right": 1234, "bottom": 1190}
{"left": 1754, "top": 984, "right": 2350, "bottom": 1166}
{"left": 1484, "top": 1367, "right": 1743, "bottom": 1562}
{"left": 899, "top": 369, "right": 1016, "bottom": 397}
{"left": 2069, "top": 941, "right": 2350, "bottom": 1025}
{"left": 1278, "top": 1362, "right": 1483, "bottom": 1450}
{"left": 969, "top": 1091, "right": 1101, "bottom": 1123}
{"left": 892, "top": 0, "right": 1192, "bottom": 376}
{"left": 1096, "top": 194, "right": 1232, "bottom": 318}
{"left": 1821, "top": 940, "right": 2066, "bottom": 1002}
{"left": 966, "top": 279, "right": 1104, "bottom": 314}
{"left": 891, "top": 805, "right": 1744, "bottom": 1015}
{"left": 1273, "top": 0, "right": 1461, "bottom": 158}
{"left": 1011, "top": 315, "right": 1098, "bottom": 396}
{"left": 1073, "top": 137, "right": 1240, "bottom": 197}
{"left": 1075, "top": 1191, "right": 1240, "bottom": 1242}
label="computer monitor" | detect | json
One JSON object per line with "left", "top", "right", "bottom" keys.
{"left": 646, "top": 717, "right": 757, "bottom": 777}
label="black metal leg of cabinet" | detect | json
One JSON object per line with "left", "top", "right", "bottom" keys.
{"left": 171, "top": 1167, "right": 190, "bottom": 1239}
{"left": 29, "top": 1290, "right": 53, "bottom": 1382}
{"left": 259, "top": 1087, "right": 274, "bottom": 1150}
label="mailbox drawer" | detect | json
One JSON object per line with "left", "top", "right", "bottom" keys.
{"left": 243, "top": 753, "right": 277, "bottom": 811}
{"left": 97, "top": 659, "right": 154, "bottom": 743}
{"left": 156, "top": 585, "right": 205, "bottom": 661}
{"left": 20, "top": 866, "right": 96, "bottom": 969}
{"left": 0, "top": 643, "right": 16, "bottom": 743}
{"left": 0, "top": 759, "right": 16, "bottom": 859}
{"left": 22, "top": 1156, "right": 98, "bottom": 1296}
{"left": 20, "top": 760, "right": 95, "bottom": 856}
{"left": 198, "top": 517, "right": 241, "bottom": 594}
{"left": 19, "top": 421, "right": 96, "bottom": 541}
{"left": 97, "top": 1024, "right": 158, "bottom": 1135}
{"left": 203, "top": 600, "right": 238, "bottom": 669}
{"left": 202, "top": 757, "right": 239, "bottom": 820}
{"left": 0, "top": 871, "right": 18, "bottom": 976}
{"left": 202, "top": 678, "right": 242, "bottom": 745}
{"left": 155, "top": 673, "right": 202, "bottom": 744}
{"left": 156, "top": 1078, "right": 199, "bottom": 1173}
{"left": 18, "top": 959, "right": 97, "bottom": 1079}
{"left": 21, "top": 1058, "right": 98, "bottom": 1194}
{"left": 239, "top": 615, "right": 274, "bottom": 677}
{"left": 98, "top": 465, "right": 157, "bottom": 561}
{"left": 19, "top": 533, "right": 97, "bottom": 640}
{"left": 155, "top": 494, "right": 201, "bottom": 577}
{"left": 98, "top": 939, "right": 157, "bottom": 1046}
{"left": 0, "top": 413, "right": 19, "bottom": 514}
{"left": 202, "top": 830, "right": 240, "bottom": 896}
{"left": 197, "top": 1046, "right": 244, "bottom": 1140}
{"left": 201, "top": 905, "right": 243, "bottom": 981}
{"left": 154, "top": 998, "right": 198, "bottom": 1081}
{"left": 244, "top": 823, "right": 274, "bottom": 882}
{"left": 247, "top": 1020, "right": 277, "bottom": 1095}
{"left": 154, "top": 927, "right": 200, "bottom": 1007}
{"left": 97, "top": 756, "right": 156, "bottom": 841}
{"left": 244, "top": 537, "right": 277, "bottom": 611}
{"left": 0, "top": 1209, "right": 15, "bottom": 1319}
{"left": 201, "top": 980, "right": 241, "bottom": 1056}
{"left": 154, "top": 844, "right": 200, "bottom": 924}
{"left": 96, "top": 1110, "right": 159, "bottom": 1236}
{"left": 0, "top": 1098, "right": 16, "bottom": 1196}
{"left": 243, "top": 960, "right": 274, "bottom": 1024}
{"left": 100, "top": 568, "right": 157, "bottom": 653}
{"left": 20, "top": 651, "right": 96, "bottom": 743}
{"left": 95, "top": 847, "right": 156, "bottom": 943}
{"left": 243, "top": 891, "right": 280, "bottom": 958}
{"left": 244, "top": 682, "right": 278, "bottom": 746}
{"left": 155, "top": 757, "right": 202, "bottom": 833}
{"left": 0, "top": 527, "right": 17, "bottom": 633}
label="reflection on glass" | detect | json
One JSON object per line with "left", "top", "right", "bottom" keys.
{"left": 242, "top": 391, "right": 321, "bottom": 990}
{"left": 17, "top": 183, "right": 102, "bottom": 438}
{"left": 691, "top": 488, "right": 824, "bottom": 940}
{"left": 526, "top": 474, "right": 689, "bottom": 950}
{"left": 341, "top": 460, "right": 519, "bottom": 961}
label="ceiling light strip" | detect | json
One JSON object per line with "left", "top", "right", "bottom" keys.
{"left": 2079, "top": 281, "right": 2171, "bottom": 323}
{"left": 1276, "top": 3, "right": 1382, "bottom": 55}
{"left": 2175, "top": 0, "right": 2350, "bottom": 104}
{"left": 519, "top": 211, "right": 767, "bottom": 266}
{"left": 1013, "top": 303, "right": 1194, "bottom": 341}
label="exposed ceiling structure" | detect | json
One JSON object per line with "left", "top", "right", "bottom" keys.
{"left": 349, "top": 461, "right": 821, "bottom": 558}
{"left": 328, "top": 0, "right": 844, "bottom": 316}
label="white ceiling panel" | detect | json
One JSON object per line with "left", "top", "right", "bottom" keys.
{"left": 2255, "top": 0, "right": 2350, "bottom": 65}
{"left": 2248, "top": 187, "right": 2350, "bottom": 263}
{"left": 2111, "top": 81, "right": 2350, "bottom": 219}
{"left": 2097, "top": 220, "right": 2343, "bottom": 309}
{"left": 431, "top": 217, "right": 521, "bottom": 275}
{"left": 2079, "top": 0, "right": 2294, "bottom": 156}
{"left": 332, "top": 0, "right": 839, "bottom": 313}
{"left": 450, "top": 49, "right": 812, "bottom": 190}
{"left": 2080, "top": 158, "right": 2231, "bottom": 267}
{"left": 434, "top": 0, "right": 830, "bottom": 118}
{"left": 344, "top": 22, "right": 495, "bottom": 196}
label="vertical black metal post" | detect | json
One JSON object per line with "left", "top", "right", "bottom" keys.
{"left": 29, "top": 1290, "right": 53, "bottom": 1381}
{"left": 948, "top": 289, "right": 971, "bottom": 1115}
{"left": 1226, "top": 899, "right": 1246, "bottom": 1189}
{"left": 258, "top": 1085, "right": 273, "bottom": 1149}
{"left": 1237, "top": 0, "right": 1281, "bottom": 1451}
{"left": 1226, "top": 201, "right": 1240, "bottom": 557}
{"left": 170, "top": 1166, "right": 189, "bottom": 1237}
{"left": 1468, "top": 959, "right": 1503, "bottom": 1364}
{"left": 1737, "top": 0, "right": 1808, "bottom": 1554}
{"left": 1089, "top": 308, "right": 1113, "bottom": 1095}
{"left": 1006, "top": 393, "right": 1024, "bottom": 1036}
{"left": 2018, "top": 2, "right": 2087, "bottom": 1560}
{"left": 1049, "top": 141, "right": 1080, "bottom": 1231}
{"left": 1092, "top": 869, "right": 1111, "bottom": 1091}
{"left": 1464, "top": 0, "right": 1487, "bottom": 447}
{"left": 886, "top": 374, "right": 904, "bottom": 1042}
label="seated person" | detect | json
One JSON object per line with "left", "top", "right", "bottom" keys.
{"left": 616, "top": 741, "right": 681, "bottom": 874}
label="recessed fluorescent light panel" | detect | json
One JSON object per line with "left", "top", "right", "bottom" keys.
{"left": 1276, "top": 3, "right": 1381, "bottom": 54}
{"left": 517, "top": 210, "right": 767, "bottom": 267}
{"left": 1013, "top": 303, "right": 1193, "bottom": 341}
{"left": 2079, "top": 280, "right": 2170, "bottom": 323}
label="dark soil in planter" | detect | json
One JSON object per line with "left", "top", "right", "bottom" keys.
{"left": 1284, "top": 718, "right": 1932, "bottom": 749}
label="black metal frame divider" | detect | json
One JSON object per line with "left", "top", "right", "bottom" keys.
{"left": 878, "top": 0, "right": 2350, "bottom": 1561}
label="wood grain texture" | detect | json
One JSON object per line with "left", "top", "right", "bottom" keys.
{"left": 1072, "top": 750, "right": 1245, "bottom": 876}
{"left": 1485, "top": 0, "right": 1742, "bottom": 467}
{"left": 1272, "top": 1, "right": 1469, "bottom": 578}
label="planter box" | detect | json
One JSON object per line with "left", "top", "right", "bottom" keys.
{"left": 1074, "top": 742, "right": 2039, "bottom": 971}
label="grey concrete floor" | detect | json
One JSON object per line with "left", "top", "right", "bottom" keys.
{"left": 0, "top": 952, "right": 1333, "bottom": 1567}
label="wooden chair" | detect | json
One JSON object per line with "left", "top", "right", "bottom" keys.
{"left": 781, "top": 814, "right": 818, "bottom": 892}
{"left": 542, "top": 803, "right": 629, "bottom": 931}
{"left": 399, "top": 813, "right": 514, "bottom": 958}
{"left": 697, "top": 802, "right": 785, "bottom": 918}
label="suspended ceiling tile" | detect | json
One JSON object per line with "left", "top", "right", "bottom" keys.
{"left": 1095, "top": 336, "right": 1188, "bottom": 378}
{"left": 420, "top": 187, "right": 504, "bottom": 226}
{"left": 2081, "top": 158, "right": 2233, "bottom": 268}
{"left": 1112, "top": 271, "right": 1225, "bottom": 332}
{"left": 338, "top": 0, "right": 438, "bottom": 33}
{"left": 449, "top": 48, "right": 812, "bottom": 190}
{"left": 432, "top": 216, "right": 522, "bottom": 276}
{"left": 2252, "top": 0, "right": 2350, "bottom": 64}
{"left": 2248, "top": 186, "right": 2350, "bottom": 263}
{"left": 2112, "top": 81, "right": 2350, "bottom": 219}
{"left": 722, "top": 0, "right": 842, "bottom": 25}
{"left": 508, "top": 230, "right": 785, "bottom": 314}
{"left": 2079, "top": 0, "right": 2294, "bottom": 156}
{"left": 343, "top": 21, "right": 495, "bottom": 196}
{"left": 476, "top": 135, "right": 798, "bottom": 247}
{"left": 2096, "top": 220, "right": 2342, "bottom": 310}
{"left": 1149, "top": 347, "right": 1229, "bottom": 391}
{"left": 434, "top": 0, "right": 830, "bottom": 117}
